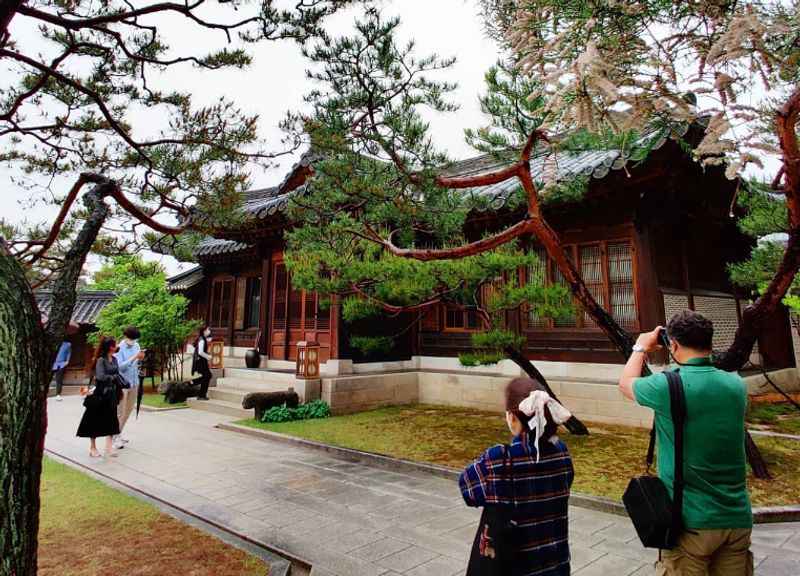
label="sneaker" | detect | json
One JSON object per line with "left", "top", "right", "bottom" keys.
{"left": 197, "top": 396, "right": 209, "bottom": 401}
{"left": 55, "top": 395, "right": 63, "bottom": 401}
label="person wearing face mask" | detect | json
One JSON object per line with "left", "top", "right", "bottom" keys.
{"left": 192, "top": 325, "right": 213, "bottom": 400}
{"left": 113, "top": 326, "right": 145, "bottom": 449}
{"left": 619, "top": 311, "right": 752, "bottom": 576}
{"left": 460, "top": 377, "right": 574, "bottom": 576}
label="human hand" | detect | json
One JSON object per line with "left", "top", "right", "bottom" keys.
{"left": 635, "top": 326, "right": 664, "bottom": 353}
{"left": 136, "top": 351, "right": 146, "bottom": 360}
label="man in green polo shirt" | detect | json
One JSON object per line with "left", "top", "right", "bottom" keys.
{"left": 619, "top": 310, "right": 753, "bottom": 576}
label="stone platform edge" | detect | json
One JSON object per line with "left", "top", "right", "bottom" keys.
{"left": 217, "top": 422, "right": 800, "bottom": 524}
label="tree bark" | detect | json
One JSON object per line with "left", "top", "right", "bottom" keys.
{"left": 0, "top": 243, "right": 51, "bottom": 576}
{"left": 0, "top": 178, "right": 113, "bottom": 576}
{"left": 505, "top": 345, "right": 589, "bottom": 435}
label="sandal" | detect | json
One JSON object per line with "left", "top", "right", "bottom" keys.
{"left": 89, "top": 450, "right": 101, "bottom": 458}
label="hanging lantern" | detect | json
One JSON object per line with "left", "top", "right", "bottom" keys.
{"left": 296, "top": 341, "right": 320, "bottom": 379}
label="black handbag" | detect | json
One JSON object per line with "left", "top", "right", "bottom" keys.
{"left": 623, "top": 370, "right": 687, "bottom": 550}
{"left": 466, "top": 445, "right": 518, "bottom": 576}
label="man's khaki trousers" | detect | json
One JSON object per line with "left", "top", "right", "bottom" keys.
{"left": 657, "top": 528, "right": 753, "bottom": 576}
{"left": 117, "top": 388, "right": 136, "bottom": 432}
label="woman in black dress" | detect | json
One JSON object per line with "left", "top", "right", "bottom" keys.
{"left": 77, "top": 336, "right": 121, "bottom": 457}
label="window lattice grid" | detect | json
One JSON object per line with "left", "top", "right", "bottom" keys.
{"left": 527, "top": 247, "right": 549, "bottom": 329}
{"left": 608, "top": 242, "right": 636, "bottom": 328}
{"left": 272, "top": 265, "right": 287, "bottom": 330}
{"left": 579, "top": 244, "right": 605, "bottom": 327}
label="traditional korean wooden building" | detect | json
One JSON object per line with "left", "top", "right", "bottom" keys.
{"left": 168, "top": 133, "right": 796, "bottom": 372}
{"left": 36, "top": 290, "right": 116, "bottom": 385}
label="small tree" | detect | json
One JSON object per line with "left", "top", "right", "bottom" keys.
{"left": 90, "top": 256, "right": 199, "bottom": 382}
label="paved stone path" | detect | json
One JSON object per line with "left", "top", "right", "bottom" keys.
{"left": 45, "top": 397, "right": 800, "bottom": 575}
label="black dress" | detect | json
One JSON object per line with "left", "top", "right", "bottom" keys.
{"left": 77, "top": 357, "right": 121, "bottom": 438}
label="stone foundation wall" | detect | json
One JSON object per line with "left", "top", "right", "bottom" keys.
{"left": 322, "top": 372, "right": 418, "bottom": 414}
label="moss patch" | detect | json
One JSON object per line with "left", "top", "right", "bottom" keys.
{"left": 237, "top": 403, "right": 800, "bottom": 507}
{"left": 39, "top": 458, "right": 267, "bottom": 576}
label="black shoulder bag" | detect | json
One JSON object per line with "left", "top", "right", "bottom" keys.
{"left": 466, "top": 445, "right": 519, "bottom": 576}
{"left": 623, "top": 370, "right": 687, "bottom": 550}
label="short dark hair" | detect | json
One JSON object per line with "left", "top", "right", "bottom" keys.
{"left": 123, "top": 326, "right": 140, "bottom": 340}
{"left": 504, "top": 377, "right": 558, "bottom": 439}
{"left": 667, "top": 310, "right": 714, "bottom": 351}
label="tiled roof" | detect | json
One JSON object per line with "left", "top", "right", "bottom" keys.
{"left": 166, "top": 266, "right": 204, "bottom": 292}
{"left": 193, "top": 128, "right": 683, "bottom": 257}
{"left": 35, "top": 290, "right": 116, "bottom": 325}
{"left": 194, "top": 237, "right": 251, "bottom": 257}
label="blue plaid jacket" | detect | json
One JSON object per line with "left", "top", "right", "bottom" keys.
{"left": 459, "top": 433, "right": 573, "bottom": 576}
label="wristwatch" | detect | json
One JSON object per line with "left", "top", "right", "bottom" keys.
{"left": 632, "top": 344, "right": 647, "bottom": 354}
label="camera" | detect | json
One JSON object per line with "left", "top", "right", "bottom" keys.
{"left": 657, "top": 327, "right": 670, "bottom": 347}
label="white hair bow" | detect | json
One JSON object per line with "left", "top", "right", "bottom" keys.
{"left": 518, "top": 390, "right": 572, "bottom": 462}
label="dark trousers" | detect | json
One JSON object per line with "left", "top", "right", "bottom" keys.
{"left": 194, "top": 360, "right": 212, "bottom": 399}
{"left": 53, "top": 367, "right": 67, "bottom": 395}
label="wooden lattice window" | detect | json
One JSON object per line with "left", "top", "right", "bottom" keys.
{"left": 245, "top": 277, "right": 262, "bottom": 329}
{"left": 444, "top": 307, "right": 482, "bottom": 331}
{"left": 524, "top": 240, "right": 637, "bottom": 330}
{"left": 210, "top": 278, "right": 234, "bottom": 328}
{"left": 608, "top": 242, "right": 636, "bottom": 328}
{"left": 579, "top": 244, "right": 605, "bottom": 327}
{"left": 272, "top": 264, "right": 288, "bottom": 330}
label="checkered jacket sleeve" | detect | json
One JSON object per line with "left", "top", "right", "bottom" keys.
{"left": 459, "top": 444, "right": 506, "bottom": 508}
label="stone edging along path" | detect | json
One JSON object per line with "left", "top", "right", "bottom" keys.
{"left": 218, "top": 422, "right": 800, "bottom": 525}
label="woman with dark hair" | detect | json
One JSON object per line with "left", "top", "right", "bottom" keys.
{"left": 77, "top": 336, "right": 121, "bottom": 458}
{"left": 460, "top": 377, "right": 574, "bottom": 576}
{"left": 192, "top": 324, "right": 213, "bottom": 400}
{"left": 113, "top": 325, "right": 145, "bottom": 449}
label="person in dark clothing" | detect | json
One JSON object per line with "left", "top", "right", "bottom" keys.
{"left": 52, "top": 340, "right": 71, "bottom": 400}
{"left": 77, "top": 336, "right": 121, "bottom": 458}
{"left": 460, "top": 377, "right": 574, "bottom": 576}
{"left": 192, "top": 325, "right": 213, "bottom": 400}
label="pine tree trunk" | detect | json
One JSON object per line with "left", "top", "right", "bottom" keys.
{"left": 505, "top": 345, "right": 589, "bottom": 435}
{"left": 0, "top": 177, "right": 113, "bottom": 576}
{"left": 0, "top": 248, "right": 52, "bottom": 576}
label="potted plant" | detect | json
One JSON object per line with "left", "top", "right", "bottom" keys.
{"left": 245, "top": 330, "right": 262, "bottom": 369}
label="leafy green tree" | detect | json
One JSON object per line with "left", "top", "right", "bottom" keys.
{"left": 90, "top": 255, "right": 164, "bottom": 290}
{"left": 90, "top": 256, "right": 199, "bottom": 381}
{"left": 0, "top": 2, "right": 360, "bottom": 572}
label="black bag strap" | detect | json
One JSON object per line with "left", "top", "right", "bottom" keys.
{"left": 645, "top": 368, "right": 681, "bottom": 472}
{"left": 664, "top": 370, "right": 687, "bottom": 542}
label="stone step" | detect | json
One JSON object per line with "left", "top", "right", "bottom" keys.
{"left": 215, "top": 377, "right": 294, "bottom": 394}
{"left": 208, "top": 387, "right": 249, "bottom": 404}
{"left": 224, "top": 368, "right": 297, "bottom": 383}
{"left": 186, "top": 397, "right": 251, "bottom": 419}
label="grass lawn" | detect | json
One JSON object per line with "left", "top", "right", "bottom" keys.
{"left": 748, "top": 399, "right": 800, "bottom": 435}
{"left": 237, "top": 404, "right": 800, "bottom": 507}
{"left": 38, "top": 458, "right": 268, "bottom": 576}
{"left": 140, "top": 390, "right": 186, "bottom": 409}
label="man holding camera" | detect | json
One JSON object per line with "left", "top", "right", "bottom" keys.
{"left": 619, "top": 310, "right": 753, "bottom": 575}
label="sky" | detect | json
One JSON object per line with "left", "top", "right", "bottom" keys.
{"left": 2, "top": 0, "right": 501, "bottom": 277}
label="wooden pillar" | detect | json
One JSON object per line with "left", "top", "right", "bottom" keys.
{"left": 260, "top": 252, "right": 271, "bottom": 355}
{"left": 329, "top": 294, "right": 340, "bottom": 359}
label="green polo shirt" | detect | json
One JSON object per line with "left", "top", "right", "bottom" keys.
{"left": 634, "top": 357, "right": 752, "bottom": 530}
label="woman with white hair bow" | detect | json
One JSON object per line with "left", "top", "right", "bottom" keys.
{"left": 460, "top": 377, "right": 574, "bottom": 576}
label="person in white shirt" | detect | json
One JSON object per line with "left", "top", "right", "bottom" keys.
{"left": 192, "top": 325, "right": 213, "bottom": 400}
{"left": 113, "top": 326, "right": 145, "bottom": 449}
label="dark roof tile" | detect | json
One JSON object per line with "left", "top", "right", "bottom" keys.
{"left": 35, "top": 290, "right": 116, "bottom": 325}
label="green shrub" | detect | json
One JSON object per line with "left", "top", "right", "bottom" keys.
{"left": 261, "top": 400, "right": 331, "bottom": 423}
{"left": 261, "top": 403, "right": 295, "bottom": 423}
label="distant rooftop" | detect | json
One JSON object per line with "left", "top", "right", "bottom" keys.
{"left": 35, "top": 290, "right": 116, "bottom": 325}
